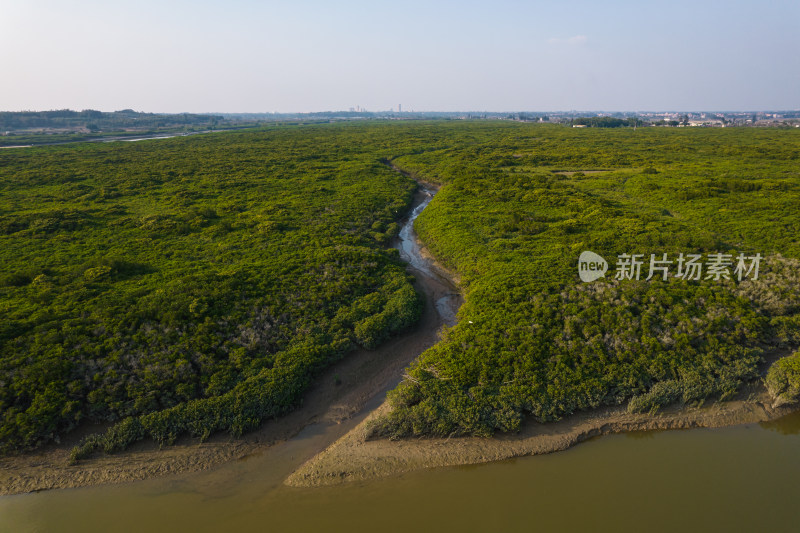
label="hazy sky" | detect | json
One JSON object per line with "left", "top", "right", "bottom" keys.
{"left": 2, "top": 0, "right": 798, "bottom": 113}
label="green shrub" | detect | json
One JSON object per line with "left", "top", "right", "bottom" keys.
{"left": 766, "top": 350, "right": 800, "bottom": 406}
{"left": 628, "top": 381, "right": 683, "bottom": 414}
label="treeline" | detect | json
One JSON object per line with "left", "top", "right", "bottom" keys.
{"left": 0, "top": 109, "right": 223, "bottom": 132}
{"left": 572, "top": 116, "right": 638, "bottom": 127}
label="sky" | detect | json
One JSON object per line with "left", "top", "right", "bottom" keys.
{"left": 1, "top": 0, "right": 798, "bottom": 113}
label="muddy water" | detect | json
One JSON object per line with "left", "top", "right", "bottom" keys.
{"left": 2, "top": 412, "right": 800, "bottom": 532}
{"left": 396, "top": 185, "right": 460, "bottom": 326}
{"left": 3, "top": 186, "right": 800, "bottom": 532}
{"left": 397, "top": 188, "right": 435, "bottom": 277}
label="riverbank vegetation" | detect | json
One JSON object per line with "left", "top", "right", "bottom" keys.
{"left": 766, "top": 350, "right": 800, "bottom": 407}
{"left": 368, "top": 123, "right": 800, "bottom": 438}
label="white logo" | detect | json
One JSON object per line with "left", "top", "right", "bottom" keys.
{"left": 578, "top": 251, "right": 608, "bottom": 282}
{"left": 578, "top": 251, "right": 761, "bottom": 282}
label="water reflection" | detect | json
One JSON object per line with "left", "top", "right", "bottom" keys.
{"left": 759, "top": 408, "right": 800, "bottom": 435}
{"left": 624, "top": 429, "right": 660, "bottom": 440}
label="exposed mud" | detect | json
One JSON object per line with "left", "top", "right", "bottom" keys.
{"left": 286, "top": 382, "right": 799, "bottom": 487}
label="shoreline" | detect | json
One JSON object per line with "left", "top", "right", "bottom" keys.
{"left": 3, "top": 375, "right": 795, "bottom": 496}
{"left": 285, "top": 382, "right": 800, "bottom": 488}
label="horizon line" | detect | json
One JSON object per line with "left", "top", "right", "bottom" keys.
{"left": 3, "top": 108, "right": 799, "bottom": 115}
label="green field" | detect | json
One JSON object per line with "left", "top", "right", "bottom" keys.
{"left": 1, "top": 121, "right": 799, "bottom": 455}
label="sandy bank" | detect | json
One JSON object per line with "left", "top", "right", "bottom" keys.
{"left": 285, "top": 383, "right": 799, "bottom": 488}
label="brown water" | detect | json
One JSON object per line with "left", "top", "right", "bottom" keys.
{"left": 2, "top": 411, "right": 800, "bottom": 532}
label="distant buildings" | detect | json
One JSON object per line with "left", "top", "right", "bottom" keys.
{"left": 688, "top": 119, "right": 724, "bottom": 127}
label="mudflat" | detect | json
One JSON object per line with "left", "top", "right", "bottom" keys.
{"left": 286, "top": 383, "right": 799, "bottom": 488}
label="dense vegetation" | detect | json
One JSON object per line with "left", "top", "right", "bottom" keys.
{"left": 3, "top": 121, "right": 799, "bottom": 455}
{"left": 0, "top": 123, "right": 445, "bottom": 456}
{"left": 571, "top": 116, "right": 637, "bottom": 128}
{"left": 368, "top": 123, "right": 800, "bottom": 438}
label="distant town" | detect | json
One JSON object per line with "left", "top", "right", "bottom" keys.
{"left": 221, "top": 109, "right": 800, "bottom": 128}
{"left": 2, "top": 108, "right": 799, "bottom": 141}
